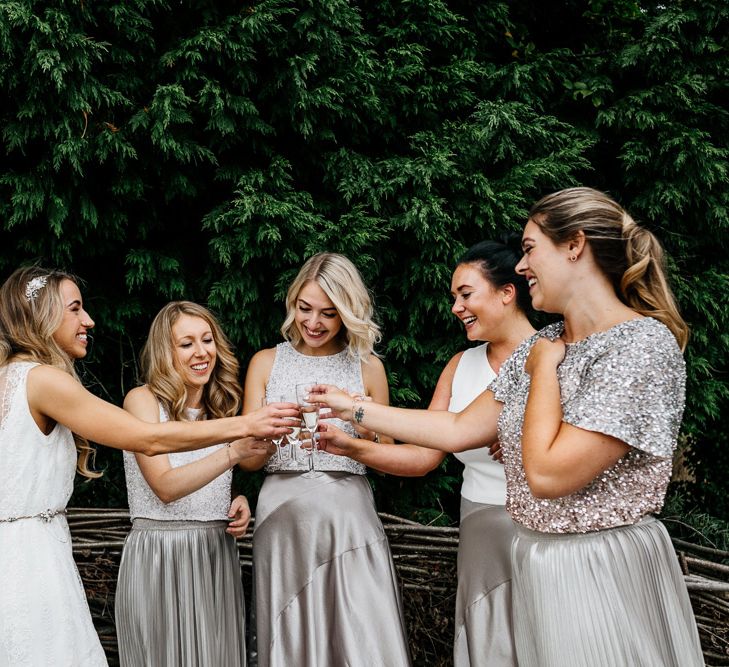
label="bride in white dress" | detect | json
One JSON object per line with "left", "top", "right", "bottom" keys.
{"left": 0, "top": 266, "right": 296, "bottom": 667}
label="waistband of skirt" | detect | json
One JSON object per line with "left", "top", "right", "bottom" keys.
{"left": 131, "top": 518, "right": 229, "bottom": 531}
{"left": 514, "top": 515, "right": 658, "bottom": 541}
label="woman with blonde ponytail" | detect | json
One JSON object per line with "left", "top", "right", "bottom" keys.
{"left": 0, "top": 267, "right": 296, "bottom": 666}
{"left": 310, "top": 187, "right": 702, "bottom": 666}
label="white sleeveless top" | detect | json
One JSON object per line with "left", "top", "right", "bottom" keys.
{"left": 123, "top": 404, "right": 231, "bottom": 521}
{"left": 450, "top": 344, "right": 507, "bottom": 505}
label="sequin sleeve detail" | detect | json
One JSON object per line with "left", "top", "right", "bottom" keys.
{"left": 489, "top": 327, "right": 557, "bottom": 403}
{"left": 561, "top": 320, "right": 685, "bottom": 459}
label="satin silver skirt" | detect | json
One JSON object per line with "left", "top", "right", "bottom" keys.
{"left": 115, "top": 519, "right": 247, "bottom": 667}
{"left": 512, "top": 517, "right": 704, "bottom": 667}
{"left": 454, "top": 498, "right": 517, "bottom": 667}
{"left": 252, "top": 472, "right": 411, "bottom": 667}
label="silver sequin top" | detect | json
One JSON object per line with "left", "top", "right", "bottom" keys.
{"left": 123, "top": 405, "right": 232, "bottom": 521}
{"left": 264, "top": 342, "right": 367, "bottom": 475}
{"left": 490, "top": 318, "right": 685, "bottom": 534}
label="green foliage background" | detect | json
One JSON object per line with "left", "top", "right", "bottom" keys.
{"left": 1, "top": 0, "right": 727, "bottom": 522}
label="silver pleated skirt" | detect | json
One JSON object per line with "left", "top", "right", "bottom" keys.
{"left": 115, "top": 519, "right": 247, "bottom": 667}
{"left": 511, "top": 516, "right": 704, "bottom": 667}
{"left": 252, "top": 472, "right": 411, "bottom": 667}
{"left": 453, "top": 498, "right": 517, "bottom": 667}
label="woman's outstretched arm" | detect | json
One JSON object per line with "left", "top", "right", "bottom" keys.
{"left": 27, "top": 365, "right": 296, "bottom": 456}
{"left": 310, "top": 379, "right": 501, "bottom": 454}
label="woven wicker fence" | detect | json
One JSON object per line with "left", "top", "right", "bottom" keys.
{"left": 69, "top": 508, "right": 729, "bottom": 666}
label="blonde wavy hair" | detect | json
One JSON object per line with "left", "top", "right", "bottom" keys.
{"left": 529, "top": 187, "right": 689, "bottom": 350}
{"left": 0, "top": 266, "right": 100, "bottom": 478}
{"left": 281, "top": 253, "right": 381, "bottom": 359}
{"left": 140, "top": 301, "right": 242, "bottom": 422}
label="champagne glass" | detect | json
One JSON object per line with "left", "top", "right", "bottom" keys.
{"left": 264, "top": 396, "right": 286, "bottom": 464}
{"left": 283, "top": 392, "right": 302, "bottom": 463}
{"left": 296, "top": 381, "right": 321, "bottom": 477}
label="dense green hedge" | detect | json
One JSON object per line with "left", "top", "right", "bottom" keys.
{"left": 1, "top": 0, "right": 727, "bottom": 521}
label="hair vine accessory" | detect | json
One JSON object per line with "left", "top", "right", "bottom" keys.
{"left": 25, "top": 275, "right": 49, "bottom": 302}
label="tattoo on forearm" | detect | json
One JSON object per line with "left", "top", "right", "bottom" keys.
{"left": 354, "top": 406, "right": 365, "bottom": 424}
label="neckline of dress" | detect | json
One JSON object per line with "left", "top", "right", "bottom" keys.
{"left": 558, "top": 316, "right": 651, "bottom": 347}
{"left": 287, "top": 342, "right": 349, "bottom": 360}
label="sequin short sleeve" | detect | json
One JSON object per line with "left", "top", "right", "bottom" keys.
{"left": 561, "top": 320, "right": 685, "bottom": 459}
{"left": 488, "top": 331, "right": 543, "bottom": 403}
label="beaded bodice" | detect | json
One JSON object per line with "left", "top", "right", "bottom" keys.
{"left": 123, "top": 403, "right": 231, "bottom": 521}
{"left": 265, "top": 342, "right": 367, "bottom": 475}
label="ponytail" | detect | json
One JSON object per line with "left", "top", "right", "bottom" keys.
{"left": 620, "top": 214, "right": 689, "bottom": 350}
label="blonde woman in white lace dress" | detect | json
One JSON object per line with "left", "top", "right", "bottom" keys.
{"left": 0, "top": 267, "right": 297, "bottom": 667}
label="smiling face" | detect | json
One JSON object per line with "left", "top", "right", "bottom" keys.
{"left": 294, "top": 280, "right": 344, "bottom": 355}
{"left": 171, "top": 314, "right": 217, "bottom": 395}
{"left": 450, "top": 263, "right": 507, "bottom": 342}
{"left": 51, "top": 279, "right": 95, "bottom": 359}
{"left": 516, "top": 218, "right": 573, "bottom": 313}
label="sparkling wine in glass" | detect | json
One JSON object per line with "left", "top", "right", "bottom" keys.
{"left": 283, "top": 392, "right": 302, "bottom": 463}
{"left": 265, "top": 396, "right": 286, "bottom": 464}
{"left": 296, "top": 381, "right": 321, "bottom": 477}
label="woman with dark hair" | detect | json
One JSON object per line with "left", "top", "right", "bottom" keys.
{"left": 318, "top": 238, "right": 535, "bottom": 666}
{"left": 311, "top": 188, "right": 702, "bottom": 666}
{"left": 0, "top": 268, "right": 294, "bottom": 666}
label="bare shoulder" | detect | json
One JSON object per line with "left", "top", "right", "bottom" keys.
{"left": 28, "top": 363, "right": 73, "bottom": 384}
{"left": 246, "top": 347, "right": 277, "bottom": 379}
{"left": 123, "top": 385, "right": 160, "bottom": 422}
{"left": 440, "top": 351, "right": 465, "bottom": 383}
{"left": 361, "top": 354, "right": 387, "bottom": 381}
{"left": 361, "top": 354, "right": 389, "bottom": 403}
{"left": 443, "top": 350, "right": 465, "bottom": 375}
{"left": 428, "top": 351, "right": 464, "bottom": 410}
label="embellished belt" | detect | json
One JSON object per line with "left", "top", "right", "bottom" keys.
{"left": 0, "top": 508, "right": 67, "bottom": 523}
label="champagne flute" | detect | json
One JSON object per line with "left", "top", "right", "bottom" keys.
{"left": 283, "top": 392, "right": 302, "bottom": 463}
{"left": 264, "top": 396, "right": 286, "bottom": 464}
{"left": 296, "top": 381, "right": 321, "bottom": 477}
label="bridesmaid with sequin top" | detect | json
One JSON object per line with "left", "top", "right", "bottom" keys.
{"left": 317, "top": 238, "right": 536, "bottom": 667}
{"left": 243, "top": 253, "right": 410, "bottom": 667}
{"left": 310, "top": 188, "right": 703, "bottom": 666}
{"left": 115, "top": 302, "right": 288, "bottom": 667}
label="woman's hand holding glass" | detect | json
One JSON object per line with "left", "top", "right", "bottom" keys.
{"left": 228, "top": 437, "right": 276, "bottom": 466}
{"left": 306, "top": 384, "right": 356, "bottom": 421}
{"left": 316, "top": 422, "right": 365, "bottom": 458}
{"left": 243, "top": 401, "right": 299, "bottom": 440}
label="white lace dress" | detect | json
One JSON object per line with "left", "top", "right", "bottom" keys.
{"left": 0, "top": 362, "right": 107, "bottom": 666}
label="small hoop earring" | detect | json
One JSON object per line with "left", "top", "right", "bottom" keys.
{"left": 569, "top": 255, "right": 577, "bottom": 262}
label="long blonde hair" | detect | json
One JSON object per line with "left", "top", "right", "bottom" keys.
{"left": 140, "top": 301, "right": 242, "bottom": 422}
{"left": 280, "top": 253, "right": 381, "bottom": 359}
{"left": 529, "top": 187, "right": 689, "bottom": 350}
{"left": 0, "top": 266, "right": 100, "bottom": 478}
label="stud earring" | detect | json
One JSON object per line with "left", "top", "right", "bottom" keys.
{"left": 569, "top": 255, "right": 577, "bottom": 262}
